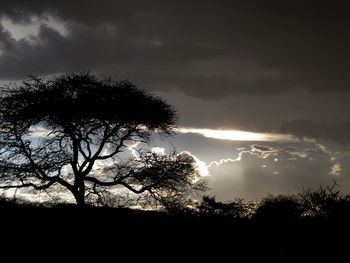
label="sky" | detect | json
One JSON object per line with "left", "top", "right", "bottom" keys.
{"left": 1, "top": 0, "right": 350, "bottom": 201}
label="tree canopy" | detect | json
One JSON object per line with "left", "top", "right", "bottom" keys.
{"left": 0, "top": 73, "right": 205, "bottom": 206}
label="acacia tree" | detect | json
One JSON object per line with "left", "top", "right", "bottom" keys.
{"left": 0, "top": 73, "right": 205, "bottom": 206}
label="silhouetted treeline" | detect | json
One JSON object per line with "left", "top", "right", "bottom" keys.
{"left": 2, "top": 182, "right": 350, "bottom": 222}
{"left": 154, "top": 183, "right": 350, "bottom": 224}
{"left": 2, "top": 184, "right": 350, "bottom": 259}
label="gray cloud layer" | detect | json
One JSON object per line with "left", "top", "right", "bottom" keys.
{"left": 282, "top": 119, "right": 350, "bottom": 149}
{"left": 1, "top": 1, "right": 350, "bottom": 98}
{"left": 2, "top": 2, "right": 350, "bottom": 145}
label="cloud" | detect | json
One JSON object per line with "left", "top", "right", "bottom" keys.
{"left": 157, "top": 89, "right": 350, "bottom": 136}
{"left": 178, "top": 127, "right": 294, "bottom": 142}
{"left": 281, "top": 119, "right": 350, "bottom": 150}
{"left": 280, "top": 120, "right": 350, "bottom": 191}
{"left": 251, "top": 144, "right": 275, "bottom": 152}
{"left": 207, "top": 145, "right": 336, "bottom": 201}
{"left": 151, "top": 147, "right": 165, "bottom": 155}
{"left": 180, "top": 151, "right": 209, "bottom": 177}
{"left": 0, "top": 15, "right": 68, "bottom": 41}
{"left": 0, "top": 1, "right": 350, "bottom": 98}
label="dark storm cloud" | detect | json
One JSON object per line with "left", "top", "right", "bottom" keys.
{"left": 282, "top": 119, "right": 350, "bottom": 150}
{"left": 1, "top": 1, "right": 350, "bottom": 98}
{"left": 158, "top": 89, "right": 350, "bottom": 134}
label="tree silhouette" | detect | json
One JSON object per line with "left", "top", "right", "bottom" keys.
{"left": 0, "top": 73, "right": 205, "bottom": 206}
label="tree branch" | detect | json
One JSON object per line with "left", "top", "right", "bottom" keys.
{"left": 85, "top": 173, "right": 145, "bottom": 194}
{"left": 14, "top": 131, "right": 47, "bottom": 180}
{"left": 0, "top": 180, "right": 55, "bottom": 191}
{"left": 96, "top": 127, "right": 136, "bottom": 160}
{"left": 67, "top": 129, "right": 79, "bottom": 175}
{"left": 80, "top": 125, "right": 136, "bottom": 177}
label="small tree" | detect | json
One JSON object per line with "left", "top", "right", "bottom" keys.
{"left": 0, "top": 73, "right": 205, "bottom": 206}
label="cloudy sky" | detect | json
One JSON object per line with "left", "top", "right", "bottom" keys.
{"left": 1, "top": 0, "right": 350, "bottom": 201}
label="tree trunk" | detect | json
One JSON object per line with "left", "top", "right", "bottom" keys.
{"left": 72, "top": 183, "right": 86, "bottom": 207}
{"left": 74, "top": 191, "right": 85, "bottom": 207}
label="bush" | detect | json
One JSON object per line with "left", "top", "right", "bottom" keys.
{"left": 252, "top": 194, "right": 303, "bottom": 222}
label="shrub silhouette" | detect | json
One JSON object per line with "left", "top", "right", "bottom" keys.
{"left": 298, "top": 182, "right": 350, "bottom": 220}
{"left": 197, "top": 196, "right": 252, "bottom": 219}
{"left": 252, "top": 194, "right": 303, "bottom": 222}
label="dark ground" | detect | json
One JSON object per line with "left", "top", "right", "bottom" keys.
{"left": 0, "top": 203, "right": 348, "bottom": 260}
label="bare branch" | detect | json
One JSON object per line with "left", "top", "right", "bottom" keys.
{"left": 0, "top": 181, "right": 54, "bottom": 191}
{"left": 96, "top": 127, "right": 136, "bottom": 160}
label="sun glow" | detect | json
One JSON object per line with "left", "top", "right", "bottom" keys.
{"left": 180, "top": 151, "right": 209, "bottom": 177}
{"left": 178, "top": 127, "right": 294, "bottom": 142}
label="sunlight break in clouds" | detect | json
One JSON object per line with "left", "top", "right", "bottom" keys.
{"left": 178, "top": 128, "right": 294, "bottom": 142}
{"left": 180, "top": 151, "right": 209, "bottom": 177}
